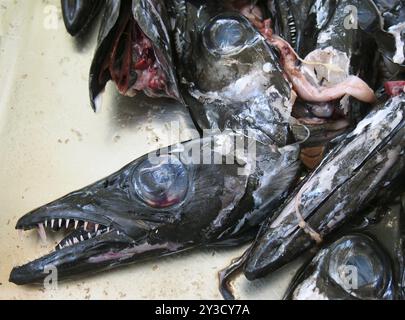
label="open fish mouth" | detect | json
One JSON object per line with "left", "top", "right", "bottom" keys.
{"left": 9, "top": 203, "right": 185, "bottom": 286}
{"left": 97, "top": 0, "right": 167, "bottom": 97}
{"left": 9, "top": 209, "right": 143, "bottom": 285}
{"left": 89, "top": 0, "right": 181, "bottom": 111}
{"left": 8, "top": 146, "right": 188, "bottom": 285}
{"left": 18, "top": 218, "right": 114, "bottom": 251}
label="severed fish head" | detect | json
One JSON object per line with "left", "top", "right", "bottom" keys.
{"left": 10, "top": 133, "right": 300, "bottom": 285}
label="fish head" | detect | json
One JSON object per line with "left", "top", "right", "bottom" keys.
{"left": 287, "top": 234, "right": 395, "bottom": 300}
{"left": 285, "top": 193, "right": 405, "bottom": 300}
{"left": 174, "top": 0, "right": 293, "bottom": 146}
{"left": 9, "top": 134, "right": 263, "bottom": 285}
{"left": 177, "top": 1, "right": 288, "bottom": 97}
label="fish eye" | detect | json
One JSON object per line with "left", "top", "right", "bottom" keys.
{"left": 203, "top": 15, "right": 255, "bottom": 56}
{"left": 133, "top": 155, "right": 188, "bottom": 208}
{"left": 327, "top": 235, "right": 392, "bottom": 300}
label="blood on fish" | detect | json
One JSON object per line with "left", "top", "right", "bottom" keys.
{"left": 98, "top": 0, "right": 167, "bottom": 97}
{"left": 385, "top": 81, "right": 405, "bottom": 97}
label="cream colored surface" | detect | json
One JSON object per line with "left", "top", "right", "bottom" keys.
{"left": 0, "top": 0, "right": 299, "bottom": 299}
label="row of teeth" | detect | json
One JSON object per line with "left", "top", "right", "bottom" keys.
{"left": 34, "top": 219, "right": 115, "bottom": 244}
{"left": 38, "top": 218, "right": 98, "bottom": 231}
{"left": 287, "top": 13, "right": 297, "bottom": 46}
{"left": 57, "top": 227, "right": 119, "bottom": 250}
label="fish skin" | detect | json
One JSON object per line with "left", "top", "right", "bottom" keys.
{"left": 171, "top": 0, "right": 293, "bottom": 146}
{"left": 243, "top": 94, "right": 405, "bottom": 280}
{"left": 285, "top": 189, "right": 405, "bottom": 300}
{"left": 61, "top": 0, "right": 104, "bottom": 36}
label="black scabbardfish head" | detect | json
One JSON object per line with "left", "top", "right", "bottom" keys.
{"left": 171, "top": 0, "right": 293, "bottom": 146}
{"left": 285, "top": 189, "right": 405, "bottom": 300}
{"left": 10, "top": 132, "right": 301, "bottom": 285}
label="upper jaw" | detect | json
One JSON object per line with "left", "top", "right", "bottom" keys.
{"left": 9, "top": 190, "right": 144, "bottom": 285}
{"left": 15, "top": 204, "right": 112, "bottom": 233}
{"left": 61, "top": 0, "right": 102, "bottom": 36}
{"left": 8, "top": 177, "right": 186, "bottom": 285}
{"left": 13, "top": 181, "right": 146, "bottom": 239}
{"left": 14, "top": 195, "right": 117, "bottom": 248}
{"left": 9, "top": 201, "right": 154, "bottom": 286}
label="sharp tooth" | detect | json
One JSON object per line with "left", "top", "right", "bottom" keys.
{"left": 73, "top": 237, "right": 79, "bottom": 244}
{"left": 107, "top": 227, "right": 110, "bottom": 232}
{"left": 58, "top": 219, "right": 62, "bottom": 228}
{"left": 65, "top": 241, "right": 70, "bottom": 247}
{"left": 66, "top": 219, "right": 70, "bottom": 229}
{"left": 74, "top": 220, "right": 79, "bottom": 229}
{"left": 97, "top": 230, "right": 102, "bottom": 236}
{"left": 68, "top": 239, "right": 73, "bottom": 246}
{"left": 44, "top": 220, "right": 48, "bottom": 228}
{"left": 84, "top": 221, "right": 88, "bottom": 231}
{"left": 88, "top": 233, "right": 92, "bottom": 239}
{"left": 80, "top": 235, "right": 84, "bottom": 242}
{"left": 95, "top": 224, "right": 99, "bottom": 232}
{"left": 59, "top": 244, "right": 63, "bottom": 250}
{"left": 51, "top": 219, "right": 55, "bottom": 228}
{"left": 117, "top": 231, "right": 120, "bottom": 235}
{"left": 37, "top": 223, "right": 47, "bottom": 243}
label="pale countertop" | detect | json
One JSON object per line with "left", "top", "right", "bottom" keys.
{"left": 0, "top": 0, "right": 299, "bottom": 299}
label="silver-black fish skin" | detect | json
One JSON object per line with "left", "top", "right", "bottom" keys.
{"left": 172, "top": 0, "right": 294, "bottom": 146}
{"left": 244, "top": 94, "right": 405, "bottom": 280}
{"left": 285, "top": 191, "right": 405, "bottom": 300}
{"left": 61, "top": 0, "right": 104, "bottom": 36}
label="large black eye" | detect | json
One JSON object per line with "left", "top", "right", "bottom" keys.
{"left": 133, "top": 155, "right": 188, "bottom": 208}
{"left": 327, "top": 235, "right": 393, "bottom": 300}
{"left": 203, "top": 15, "right": 256, "bottom": 56}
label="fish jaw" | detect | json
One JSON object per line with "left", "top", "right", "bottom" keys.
{"left": 8, "top": 176, "right": 181, "bottom": 285}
